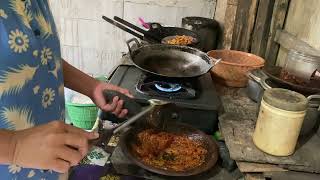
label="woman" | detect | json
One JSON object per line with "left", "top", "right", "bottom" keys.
{"left": 0, "top": 0, "right": 131, "bottom": 179}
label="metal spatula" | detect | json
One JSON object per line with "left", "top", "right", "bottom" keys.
{"left": 90, "top": 90, "right": 169, "bottom": 146}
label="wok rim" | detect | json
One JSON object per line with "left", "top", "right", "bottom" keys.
{"left": 119, "top": 122, "right": 219, "bottom": 177}
{"left": 129, "top": 44, "right": 214, "bottom": 78}
{"left": 207, "top": 50, "right": 265, "bottom": 67}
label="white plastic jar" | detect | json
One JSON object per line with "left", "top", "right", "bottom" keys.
{"left": 253, "top": 88, "right": 308, "bottom": 156}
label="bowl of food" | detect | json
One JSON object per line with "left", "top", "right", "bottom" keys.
{"left": 208, "top": 50, "right": 265, "bottom": 87}
{"left": 162, "top": 35, "right": 198, "bottom": 46}
{"left": 120, "top": 122, "right": 219, "bottom": 176}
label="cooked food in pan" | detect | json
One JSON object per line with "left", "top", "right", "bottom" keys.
{"left": 132, "top": 129, "right": 207, "bottom": 171}
{"left": 166, "top": 35, "right": 194, "bottom": 46}
{"left": 280, "top": 69, "right": 307, "bottom": 86}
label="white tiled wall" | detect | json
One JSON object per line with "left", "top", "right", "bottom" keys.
{"left": 49, "top": 0, "right": 216, "bottom": 76}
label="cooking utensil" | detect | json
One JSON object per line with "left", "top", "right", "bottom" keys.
{"left": 263, "top": 66, "right": 320, "bottom": 95}
{"left": 161, "top": 35, "right": 199, "bottom": 46}
{"left": 107, "top": 98, "right": 169, "bottom": 134}
{"left": 113, "top": 16, "right": 162, "bottom": 42}
{"left": 247, "top": 70, "right": 273, "bottom": 102}
{"left": 147, "top": 22, "right": 200, "bottom": 47}
{"left": 120, "top": 122, "right": 219, "bottom": 176}
{"left": 126, "top": 38, "right": 221, "bottom": 78}
{"left": 102, "top": 16, "right": 144, "bottom": 40}
{"left": 90, "top": 90, "right": 170, "bottom": 146}
{"left": 284, "top": 49, "right": 320, "bottom": 80}
{"left": 138, "top": 17, "right": 150, "bottom": 29}
{"left": 207, "top": 50, "right": 265, "bottom": 87}
{"left": 182, "top": 16, "right": 220, "bottom": 51}
{"left": 102, "top": 16, "right": 161, "bottom": 43}
{"left": 103, "top": 15, "right": 200, "bottom": 47}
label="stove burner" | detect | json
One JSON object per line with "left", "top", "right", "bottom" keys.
{"left": 155, "top": 82, "right": 182, "bottom": 92}
{"left": 136, "top": 74, "right": 198, "bottom": 99}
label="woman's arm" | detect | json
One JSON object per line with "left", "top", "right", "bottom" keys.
{"left": 62, "top": 60, "right": 100, "bottom": 98}
{"left": 0, "top": 130, "right": 15, "bottom": 164}
{"left": 62, "top": 60, "right": 132, "bottom": 118}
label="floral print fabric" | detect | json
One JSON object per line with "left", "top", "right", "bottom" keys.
{"left": 0, "top": 0, "right": 64, "bottom": 179}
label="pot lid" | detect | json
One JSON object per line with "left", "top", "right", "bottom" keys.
{"left": 263, "top": 88, "right": 308, "bottom": 111}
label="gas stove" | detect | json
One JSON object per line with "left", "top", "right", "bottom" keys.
{"left": 136, "top": 73, "right": 198, "bottom": 99}
{"left": 104, "top": 63, "right": 221, "bottom": 134}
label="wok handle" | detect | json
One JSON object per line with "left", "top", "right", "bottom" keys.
{"left": 102, "top": 16, "right": 144, "bottom": 40}
{"left": 211, "top": 58, "right": 222, "bottom": 66}
{"left": 126, "top": 38, "right": 141, "bottom": 55}
{"left": 149, "top": 22, "right": 163, "bottom": 31}
{"left": 209, "top": 57, "right": 222, "bottom": 69}
{"left": 102, "top": 90, "right": 145, "bottom": 117}
{"left": 114, "top": 16, "right": 162, "bottom": 42}
{"left": 113, "top": 105, "right": 155, "bottom": 134}
{"left": 247, "top": 69, "right": 272, "bottom": 90}
{"left": 307, "top": 94, "right": 320, "bottom": 109}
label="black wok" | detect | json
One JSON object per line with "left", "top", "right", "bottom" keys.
{"left": 119, "top": 122, "right": 219, "bottom": 176}
{"left": 95, "top": 91, "right": 219, "bottom": 176}
{"left": 146, "top": 23, "right": 200, "bottom": 47}
{"left": 102, "top": 16, "right": 200, "bottom": 47}
{"left": 263, "top": 66, "right": 320, "bottom": 95}
{"left": 126, "top": 38, "right": 221, "bottom": 78}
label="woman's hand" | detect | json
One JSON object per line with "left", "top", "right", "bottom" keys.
{"left": 62, "top": 60, "right": 133, "bottom": 118}
{"left": 10, "top": 121, "right": 98, "bottom": 173}
{"left": 91, "top": 82, "right": 133, "bottom": 118}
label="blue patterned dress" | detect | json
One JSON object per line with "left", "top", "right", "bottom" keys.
{"left": 0, "top": 0, "right": 65, "bottom": 179}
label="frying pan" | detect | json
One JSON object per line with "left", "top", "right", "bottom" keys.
{"left": 161, "top": 35, "right": 198, "bottom": 46}
{"left": 102, "top": 16, "right": 200, "bottom": 47}
{"left": 147, "top": 23, "right": 200, "bottom": 47}
{"left": 126, "top": 38, "right": 221, "bottom": 78}
{"left": 263, "top": 66, "right": 320, "bottom": 95}
{"left": 93, "top": 91, "right": 219, "bottom": 176}
{"left": 119, "top": 122, "right": 219, "bottom": 176}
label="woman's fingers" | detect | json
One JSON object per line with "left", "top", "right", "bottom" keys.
{"left": 62, "top": 133, "right": 89, "bottom": 157}
{"left": 51, "top": 159, "right": 70, "bottom": 173}
{"left": 118, "top": 109, "right": 128, "bottom": 118}
{"left": 63, "top": 123, "right": 99, "bottom": 140}
{"left": 56, "top": 146, "right": 83, "bottom": 166}
{"left": 112, "top": 99, "right": 124, "bottom": 116}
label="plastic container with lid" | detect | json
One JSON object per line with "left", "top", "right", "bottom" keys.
{"left": 253, "top": 88, "right": 308, "bottom": 156}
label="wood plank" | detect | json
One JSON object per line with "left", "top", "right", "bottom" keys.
{"left": 264, "top": 0, "right": 290, "bottom": 66}
{"left": 231, "top": 0, "right": 259, "bottom": 51}
{"left": 274, "top": 30, "right": 320, "bottom": 56}
{"left": 222, "top": 1, "right": 238, "bottom": 50}
{"left": 276, "top": 0, "right": 320, "bottom": 66}
{"left": 214, "top": 0, "right": 228, "bottom": 48}
{"left": 251, "top": 0, "right": 275, "bottom": 57}
{"left": 237, "top": 161, "right": 288, "bottom": 173}
{"left": 245, "top": 173, "right": 265, "bottom": 180}
{"left": 222, "top": 4, "right": 238, "bottom": 49}
{"left": 264, "top": 171, "right": 320, "bottom": 180}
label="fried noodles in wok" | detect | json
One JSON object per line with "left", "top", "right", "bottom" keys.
{"left": 132, "top": 129, "right": 207, "bottom": 171}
